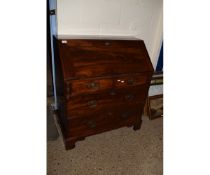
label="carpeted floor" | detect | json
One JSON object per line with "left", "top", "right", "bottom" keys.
{"left": 47, "top": 115, "right": 163, "bottom": 175}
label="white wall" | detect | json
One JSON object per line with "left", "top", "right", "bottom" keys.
{"left": 57, "top": 0, "right": 163, "bottom": 67}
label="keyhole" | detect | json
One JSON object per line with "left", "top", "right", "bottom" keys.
{"left": 105, "top": 42, "right": 110, "bottom": 46}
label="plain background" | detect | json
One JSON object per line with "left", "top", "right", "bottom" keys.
{"left": 56, "top": 0, "right": 163, "bottom": 67}
{"left": 0, "top": 0, "right": 210, "bottom": 174}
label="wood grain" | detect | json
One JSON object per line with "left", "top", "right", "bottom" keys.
{"left": 57, "top": 39, "right": 153, "bottom": 80}
{"left": 54, "top": 37, "right": 154, "bottom": 149}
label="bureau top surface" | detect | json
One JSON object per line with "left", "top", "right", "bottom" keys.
{"left": 56, "top": 37, "right": 154, "bottom": 80}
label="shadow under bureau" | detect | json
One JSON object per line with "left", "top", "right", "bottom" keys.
{"left": 54, "top": 36, "right": 154, "bottom": 150}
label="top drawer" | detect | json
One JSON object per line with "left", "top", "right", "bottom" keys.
{"left": 65, "top": 74, "right": 150, "bottom": 97}
{"left": 56, "top": 39, "right": 154, "bottom": 79}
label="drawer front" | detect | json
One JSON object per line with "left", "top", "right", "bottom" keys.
{"left": 65, "top": 74, "right": 149, "bottom": 97}
{"left": 57, "top": 39, "right": 153, "bottom": 79}
{"left": 66, "top": 86, "right": 148, "bottom": 118}
{"left": 67, "top": 103, "right": 143, "bottom": 137}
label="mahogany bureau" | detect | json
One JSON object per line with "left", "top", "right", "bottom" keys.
{"left": 54, "top": 36, "right": 154, "bottom": 150}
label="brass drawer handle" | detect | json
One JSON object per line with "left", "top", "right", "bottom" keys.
{"left": 121, "top": 113, "right": 129, "bottom": 119}
{"left": 121, "top": 111, "right": 132, "bottom": 119}
{"left": 127, "top": 78, "right": 135, "bottom": 85}
{"left": 125, "top": 94, "right": 135, "bottom": 100}
{"left": 87, "top": 120, "right": 96, "bottom": 128}
{"left": 87, "top": 100, "right": 97, "bottom": 108}
{"left": 87, "top": 82, "right": 99, "bottom": 89}
{"left": 110, "top": 89, "right": 116, "bottom": 95}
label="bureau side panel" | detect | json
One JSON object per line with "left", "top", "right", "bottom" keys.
{"left": 53, "top": 37, "right": 68, "bottom": 137}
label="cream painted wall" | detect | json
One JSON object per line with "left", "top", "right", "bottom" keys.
{"left": 57, "top": 0, "right": 163, "bottom": 68}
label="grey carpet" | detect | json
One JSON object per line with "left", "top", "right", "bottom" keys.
{"left": 47, "top": 116, "right": 163, "bottom": 175}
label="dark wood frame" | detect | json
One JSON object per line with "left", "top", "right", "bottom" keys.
{"left": 147, "top": 94, "right": 163, "bottom": 120}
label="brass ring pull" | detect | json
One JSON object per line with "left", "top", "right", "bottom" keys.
{"left": 121, "top": 113, "right": 129, "bottom": 119}
{"left": 110, "top": 89, "right": 116, "bottom": 95}
{"left": 125, "top": 94, "right": 135, "bottom": 100}
{"left": 87, "top": 121, "right": 96, "bottom": 128}
{"left": 127, "top": 78, "right": 135, "bottom": 85}
{"left": 87, "top": 82, "right": 99, "bottom": 89}
{"left": 121, "top": 111, "right": 131, "bottom": 119}
{"left": 87, "top": 100, "right": 97, "bottom": 108}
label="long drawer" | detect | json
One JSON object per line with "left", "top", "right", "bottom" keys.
{"left": 66, "top": 104, "right": 143, "bottom": 137}
{"left": 68, "top": 116, "right": 137, "bottom": 138}
{"left": 65, "top": 86, "right": 148, "bottom": 118}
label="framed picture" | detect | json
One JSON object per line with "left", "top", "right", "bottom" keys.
{"left": 144, "top": 71, "right": 163, "bottom": 119}
{"left": 150, "top": 71, "right": 163, "bottom": 86}
{"left": 147, "top": 94, "right": 163, "bottom": 120}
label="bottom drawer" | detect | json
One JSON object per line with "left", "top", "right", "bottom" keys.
{"left": 67, "top": 105, "right": 143, "bottom": 137}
